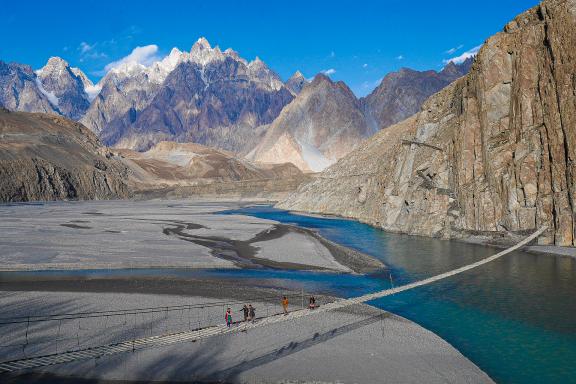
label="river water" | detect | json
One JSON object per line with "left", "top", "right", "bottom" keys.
{"left": 215, "top": 205, "right": 576, "bottom": 384}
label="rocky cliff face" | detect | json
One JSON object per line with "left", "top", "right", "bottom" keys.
{"left": 247, "top": 74, "right": 373, "bottom": 172}
{"left": 0, "top": 109, "right": 131, "bottom": 202}
{"left": 0, "top": 61, "right": 59, "bottom": 114}
{"left": 279, "top": 0, "right": 576, "bottom": 246}
{"left": 362, "top": 59, "right": 472, "bottom": 131}
{"left": 36, "top": 57, "right": 91, "bottom": 120}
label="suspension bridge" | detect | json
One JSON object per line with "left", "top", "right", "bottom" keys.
{"left": 0, "top": 227, "right": 546, "bottom": 373}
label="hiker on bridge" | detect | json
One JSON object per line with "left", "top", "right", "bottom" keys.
{"left": 248, "top": 304, "right": 256, "bottom": 322}
{"left": 225, "top": 308, "right": 232, "bottom": 327}
{"left": 309, "top": 296, "right": 316, "bottom": 309}
{"left": 282, "top": 296, "right": 289, "bottom": 315}
{"left": 240, "top": 304, "right": 249, "bottom": 322}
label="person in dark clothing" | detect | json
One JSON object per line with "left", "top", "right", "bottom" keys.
{"left": 240, "top": 304, "right": 249, "bottom": 322}
{"left": 248, "top": 304, "right": 256, "bottom": 322}
{"left": 309, "top": 296, "right": 316, "bottom": 309}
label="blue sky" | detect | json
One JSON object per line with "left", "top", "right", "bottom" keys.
{"left": 1, "top": 0, "right": 538, "bottom": 96}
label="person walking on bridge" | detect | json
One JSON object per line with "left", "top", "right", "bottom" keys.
{"left": 240, "top": 304, "right": 249, "bottom": 322}
{"left": 225, "top": 308, "right": 232, "bottom": 328}
{"left": 282, "top": 296, "right": 289, "bottom": 315}
{"left": 309, "top": 296, "right": 316, "bottom": 309}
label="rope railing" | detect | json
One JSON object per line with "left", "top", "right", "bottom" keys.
{"left": 0, "top": 227, "right": 546, "bottom": 373}
{"left": 0, "top": 292, "right": 307, "bottom": 325}
{"left": 0, "top": 291, "right": 328, "bottom": 358}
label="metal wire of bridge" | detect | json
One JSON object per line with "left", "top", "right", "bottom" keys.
{"left": 0, "top": 291, "right": 327, "bottom": 365}
{"left": 0, "top": 227, "right": 546, "bottom": 373}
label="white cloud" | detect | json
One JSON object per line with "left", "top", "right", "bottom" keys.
{"left": 362, "top": 63, "right": 368, "bottom": 68}
{"left": 79, "top": 42, "right": 94, "bottom": 54}
{"left": 85, "top": 84, "right": 102, "bottom": 101}
{"left": 104, "top": 45, "right": 161, "bottom": 72}
{"left": 445, "top": 44, "right": 463, "bottom": 55}
{"left": 78, "top": 41, "right": 108, "bottom": 63}
{"left": 321, "top": 68, "right": 336, "bottom": 76}
{"left": 443, "top": 45, "right": 482, "bottom": 65}
{"left": 396, "top": 55, "right": 404, "bottom": 60}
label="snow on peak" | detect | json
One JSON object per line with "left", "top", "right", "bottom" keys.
{"left": 190, "top": 38, "right": 226, "bottom": 66}
{"left": 147, "top": 47, "right": 190, "bottom": 83}
{"left": 36, "top": 56, "right": 69, "bottom": 78}
{"left": 223, "top": 48, "right": 245, "bottom": 64}
{"left": 46, "top": 56, "right": 69, "bottom": 68}
{"left": 250, "top": 56, "right": 264, "bottom": 66}
{"left": 70, "top": 67, "right": 94, "bottom": 87}
{"left": 109, "top": 61, "right": 147, "bottom": 77}
{"left": 247, "top": 57, "right": 284, "bottom": 91}
{"left": 195, "top": 37, "right": 212, "bottom": 49}
{"left": 34, "top": 76, "right": 59, "bottom": 107}
{"left": 292, "top": 70, "right": 305, "bottom": 80}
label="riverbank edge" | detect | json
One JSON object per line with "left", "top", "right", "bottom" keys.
{"left": 281, "top": 206, "right": 576, "bottom": 260}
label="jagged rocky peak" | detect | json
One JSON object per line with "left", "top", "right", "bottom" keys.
{"left": 247, "top": 56, "right": 284, "bottom": 90}
{"left": 223, "top": 47, "right": 243, "bottom": 61}
{"left": 40, "top": 56, "right": 69, "bottom": 73}
{"left": 362, "top": 57, "right": 474, "bottom": 131}
{"left": 285, "top": 70, "right": 308, "bottom": 95}
{"left": 36, "top": 56, "right": 91, "bottom": 120}
{"left": 70, "top": 67, "right": 93, "bottom": 88}
{"left": 190, "top": 37, "right": 225, "bottom": 65}
{"left": 441, "top": 56, "right": 474, "bottom": 78}
{"left": 0, "top": 60, "right": 58, "bottom": 115}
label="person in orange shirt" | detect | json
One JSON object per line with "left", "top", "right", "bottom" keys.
{"left": 282, "top": 296, "right": 289, "bottom": 315}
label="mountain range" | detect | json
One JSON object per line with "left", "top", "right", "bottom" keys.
{"left": 0, "top": 38, "right": 471, "bottom": 172}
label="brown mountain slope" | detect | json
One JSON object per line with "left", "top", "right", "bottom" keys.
{"left": 279, "top": 0, "right": 576, "bottom": 246}
{"left": 117, "top": 141, "right": 308, "bottom": 198}
{"left": 247, "top": 74, "right": 373, "bottom": 172}
{"left": 0, "top": 109, "right": 130, "bottom": 202}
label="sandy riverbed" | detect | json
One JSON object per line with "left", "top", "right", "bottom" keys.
{"left": 0, "top": 200, "right": 382, "bottom": 273}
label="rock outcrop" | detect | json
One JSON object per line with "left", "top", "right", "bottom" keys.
{"left": 247, "top": 74, "right": 373, "bottom": 172}
{"left": 0, "top": 109, "right": 131, "bottom": 202}
{"left": 279, "top": 0, "right": 576, "bottom": 246}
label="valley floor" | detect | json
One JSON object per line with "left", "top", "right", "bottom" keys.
{"left": 0, "top": 200, "right": 381, "bottom": 273}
